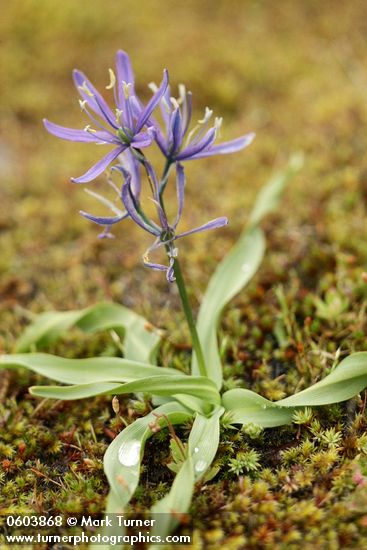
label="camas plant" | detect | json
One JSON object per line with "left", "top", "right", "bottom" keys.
{"left": 2, "top": 51, "right": 367, "bottom": 546}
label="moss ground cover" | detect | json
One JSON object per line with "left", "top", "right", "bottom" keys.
{"left": 1, "top": 1, "right": 367, "bottom": 548}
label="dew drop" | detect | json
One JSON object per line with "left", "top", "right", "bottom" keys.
{"left": 261, "top": 404, "right": 267, "bottom": 410}
{"left": 195, "top": 459, "right": 207, "bottom": 473}
{"left": 118, "top": 440, "right": 141, "bottom": 467}
{"left": 241, "top": 263, "right": 250, "bottom": 274}
{"left": 194, "top": 447, "right": 199, "bottom": 454}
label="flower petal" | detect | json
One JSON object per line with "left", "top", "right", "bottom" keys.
{"left": 121, "top": 171, "right": 160, "bottom": 236}
{"left": 175, "top": 217, "right": 228, "bottom": 239}
{"left": 173, "top": 163, "right": 185, "bottom": 228}
{"left": 71, "top": 146, "right": 125, "bottom": 183}
{"left": 117, "top": 149, "right": 141, "bottom": 197}
{"left": 115, "top": 50, "right": 135, "bottom": 110}
{"left": 175, "top": 127, "right": 216, "bottom": 161}
{"left": 73, "top": 69, "right": 117, "bottom": 128}
{"left": 79, "top": 211, "right": 127, "bottom": 226}
{"left": 130, "top": 128, "right": 155, "bottom": 149}
{"left": 169, "top": 108, "right": 183, "bottom": 155}
{"left": 43, "top": 119, "right": 113, "bottom": 143}
{"left": 191, "top": 133, "right": 255, "bottom": 159}
{"left": 135, "top": 69, "right": 169, "bottom": 133}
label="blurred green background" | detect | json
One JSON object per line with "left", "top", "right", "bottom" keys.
{"left": 1, "top": 0, "right": 367, "bottom": 331}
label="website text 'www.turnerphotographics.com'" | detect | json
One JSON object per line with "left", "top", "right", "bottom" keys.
{"left": 0, "top": 514, "right": 192, "bottom": 546}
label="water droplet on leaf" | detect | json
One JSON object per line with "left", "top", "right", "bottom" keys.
{"left": 118, "top": 440, "right": 141, "bottom": 467}
{"left": 195, "top": 460, "right": 207, "bottom": 473}
{"left": 194, "top": 447, "right": 199, "bottom": 454}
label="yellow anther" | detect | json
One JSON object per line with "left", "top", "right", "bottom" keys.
{"left": 122, "top": 81, "right": 132, "bottom": 99}
{"left": 106, "top": 68, "right": 116, "bottom": 90}
{"left": 215, "top": 116, "right": 223, "bottom": 127}
{"left": 148, "top": 82, "right": 158, "bottom": 93}
{"left": 198, "top": 107, "right": 213, "bottom": 125}
{"left": 79, "top": 99, "right": 87, "bottom": 110}
{"left": 78, "top": 81, "right": 94, "bottom": 97}
{"left": 115, "top": 108, "right": 123, "bottom": 122}
{"left": 84, "top": 125, "right": 96, "bottom": 133}
{"left": 170, "top": 97, "right": 180, "bottom": 110}
{"left": 214, "top": 117, "right": 223, "bottom": 137}
{"left": 178, "top": 84, "right": 186, "bottom": 105}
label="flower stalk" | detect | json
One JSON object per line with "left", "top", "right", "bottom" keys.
{"left": 172, "top": 257, "right": 207, "bottom": 377}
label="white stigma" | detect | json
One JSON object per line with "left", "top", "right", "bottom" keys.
{"left": 106, "top": 68, "right": 116, "bottom": 90}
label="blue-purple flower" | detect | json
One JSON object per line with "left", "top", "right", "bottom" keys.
{"left": 148, "top": 83, "right": 255, "bottom": 161}
{"left": 43, "top": 50, "right": 168, "bottom": 184}
{"left": 81, "top": 162, "right": 227, "bottom": 281}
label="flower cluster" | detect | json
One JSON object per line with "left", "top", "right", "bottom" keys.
{"left": 44, "top": 50, "right": 254, "bottom": 281}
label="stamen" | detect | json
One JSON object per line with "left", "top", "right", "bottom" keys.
{"left": 122, "top": 81, "right": 132, "bottom": 99}
{"left": 198, "top": 107, "right": 213, "bottom": 125}
{"left": 106, "top": 68, "right": 116, "bottom": 90}
{"left": 184, "top": 124, "right": 200, "bottom": 147}
{"left": 161, "top": 97, "right": 171, "bottom": 114}
{"left": 148, "top": 82, "right": 158, "bottom": 93}
{"left": 115, "top": 108, "right": 123, "bottom": 123}
{"left": 214, "top": 117, "right": 223, "bottom": 137}
{"left": 78, "top": 81, "right": 94, "bottom": 97}
{"left": 178, "top": 84, "right": 186, "bottom": 105}
{"left": 170, "top": 97, "right": 180, "bottom": 110}
{"left": 84, "top": 125, "right": 97, "bottom": 134}
{"left": 79, "top": 99, "right": 87, "bottom": 111}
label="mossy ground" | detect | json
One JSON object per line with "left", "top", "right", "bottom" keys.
{"left": 1, "top": 1, "right": 367, "bottom": 548}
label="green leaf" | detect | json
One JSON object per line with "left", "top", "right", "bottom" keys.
{"left": 104, "top": 403, "right": 192, "bottom": 507}
{"left": 193, "top": 155, "right": 302, "bottom": 388}
{"left": 15, "top": 302, "right": 160, "bottom": 364}
{"left": 0, "top": 353, "right": 183, "bottom": 385}
{"left": 277, "top": 352, "right": 367, "bottom": 406}
{"left": 193, "top": 226, "right": 265, "bottom": 388}
{"left": 30, "top": 374, "right": 221, "bottom": 404}
{"left": 222, "top": 389, "right": 295, "bottom": 427}
{"left": 223, "top": 352, "right": 367, "bottom": 427}
{"left": 150, "top": 408, "right": 223, "bottom": 538}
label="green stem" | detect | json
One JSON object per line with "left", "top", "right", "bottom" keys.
{"left": 173, "top": 258, "right": 207, "bottom": 378}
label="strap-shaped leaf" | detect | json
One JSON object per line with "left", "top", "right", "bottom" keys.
{"left": 89, "top": 403, "right": 193, "bottom": 550}
{"left": 105, "top": 402, "right": 193, "bottom": 507}
{"left": 277, "top": 352, "right": 367, "bottom": 406}
{"left": 192, "top": 155, "right": 303, "bottom": 388}
{"left": 222, "top": 389, "right": 295, "bottom": 427}
{"left": 30, "top": 374, "right": 221, "bottom": 404}
{"left": 0, "top": 353, "right": 183, "bottom": 385}
{"left": 150, "top": 408, "right": 223, "bottom": 538}
{"left": 223, "top": 352, "right": 367, "bottom": 427}
{"left": 15, "top": 302, "right": 160, "bottom": 364}
{"left": 192, "top": 227, "right": 265, "bottom": 388}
